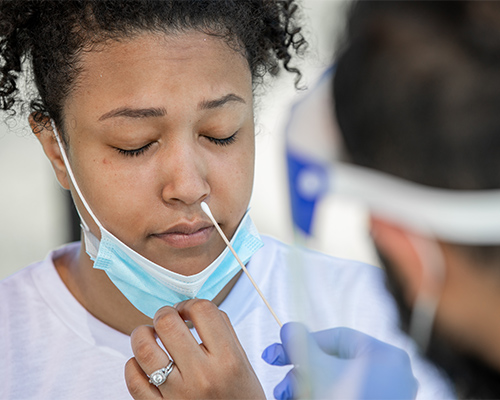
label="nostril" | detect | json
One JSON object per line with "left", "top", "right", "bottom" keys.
{"left": 161, "top": 179, "right": 210, "bottom": 206}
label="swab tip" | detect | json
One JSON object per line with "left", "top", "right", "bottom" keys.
{"left": 201, "top": 202, "right": 213, "bottom": 219}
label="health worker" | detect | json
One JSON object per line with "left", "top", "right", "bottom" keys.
{"left": 265, "top": 1, "right": 500, "bottom": 399}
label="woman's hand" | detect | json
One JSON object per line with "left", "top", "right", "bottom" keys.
{"left": 125, "top": 299, "right": 265, "bottom": 399}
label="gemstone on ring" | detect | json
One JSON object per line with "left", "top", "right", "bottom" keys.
{"left": 148, "top": 360, "right": 174, "bottom": 387}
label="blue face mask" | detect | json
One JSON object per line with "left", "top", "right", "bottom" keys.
{"left": 82, "top": 212, "right": 263, "bottom": 318}
{"left": 51, "top": 121, "right": 264, "bottom": 318}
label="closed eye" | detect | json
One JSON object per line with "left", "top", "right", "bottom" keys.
{"left": 115, "top": 142, "right": 154, "bottom": 157}
{"left": 205, "top": 131, "right": 238, "bottom": 147}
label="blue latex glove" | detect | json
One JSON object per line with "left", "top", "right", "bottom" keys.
{"left": 262, "top": 322, "right": 419, "bottom": 400}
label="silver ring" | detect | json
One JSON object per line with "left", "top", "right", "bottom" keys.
{"left": 148, "top": 360, "right": 174, "bottom": 387}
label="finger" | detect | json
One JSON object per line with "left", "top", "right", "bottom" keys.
{"left": 312, "top": 327, "right": 374, "bottom": 359}
{"left": 261, "top": 343, "right": 292, "bottom": 366}
{"left": 273, "top": 368, "right": 301, "bottom": 400}
{"left": 175, "top": 298, "right": 237, "bottom": 354}
{"left": 124, "top": 357, "right": 162, "bottom": 399}
{"left": 152, "top": 306, "right": 206, "bottom": 369}
{"left": 130, "top": 324, "right": 176, "bottom": 381}
{"left": 280, "top": 322, "right": 325, "bottom": 367}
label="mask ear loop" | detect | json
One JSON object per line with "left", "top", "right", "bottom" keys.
{"left": 407, "top": 234, "right": 446, "bottom": 352}
{"left": 50, "top": 120, "right": 104, "bottom": 233}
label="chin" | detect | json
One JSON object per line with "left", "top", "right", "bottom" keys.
{"left": 378, "top": 248, "right": 500, "bottom": 399}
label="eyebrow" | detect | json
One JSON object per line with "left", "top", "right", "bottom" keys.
{"left": 98, "top": 107, "right": 166, "bottom": 121}
{"left": 98, "top": 93, "right": 245, "bottom": 121}
{"left": 198, "top": 93, "right": 246, "bottom": 110}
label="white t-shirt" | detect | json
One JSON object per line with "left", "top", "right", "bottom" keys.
{"left": 0, "top": 236, "right": 454, "bottom": 399}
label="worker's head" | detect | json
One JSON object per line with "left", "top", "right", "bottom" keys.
{"left": 334, "top": 1, "right": 500, "bottom": 397}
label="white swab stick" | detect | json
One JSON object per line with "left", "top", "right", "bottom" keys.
{"left": 201, "top": 202, "right": 283, "bottom": 328}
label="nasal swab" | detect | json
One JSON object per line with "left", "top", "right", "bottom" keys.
{"left": 201, "top": 202, "right": 283, "bottom": 328}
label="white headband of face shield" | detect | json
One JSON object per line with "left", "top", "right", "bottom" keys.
{"left": 328, "top": 162, "right": 500, "bottom": 245}
{"left": 286, "top": 67, "right": 500, "bottom": 245}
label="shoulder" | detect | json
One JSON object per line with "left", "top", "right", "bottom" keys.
{"left": 252, "top": 235, "right": 394, "bottom": 329}
{"left": 254, "top": 234, "right": 389, "bottom": 298}
{"left": 0, "top": 259, "right": 43, "bottom": 298}
{"left": 0, "top": 242, "right": 79, "bottom": 281}
{"left": 257, "top": 234, "right": 383, "bottom": 279}
{"left": 0, "top": 242, "right": 80, "bottom": 312}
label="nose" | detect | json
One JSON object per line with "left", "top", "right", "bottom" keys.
{"left": 159, "top": 140, "right": 210, "bottom": 207}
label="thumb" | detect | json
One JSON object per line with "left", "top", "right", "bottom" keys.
{"left": 280, "top": 322, "right": 327, "bottom": 367}
{"left": 312, "top": 327, "right": 375, "bottom": 359}
{"left": 273, "top": 369, "right": 299, "bottom": 400}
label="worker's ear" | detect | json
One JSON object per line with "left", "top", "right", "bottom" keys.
{"left": 29, "top": 113, "right": 70, "bottom": 190}
{"left": 370, "top": 216, "right": 430, "bottom": 306}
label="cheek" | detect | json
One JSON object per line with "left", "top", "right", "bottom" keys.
{"left": 232, "top": 158, "right": 254, "bottom": 207}
{"left": 228, "top": 137, "right": 255, "bottom": 197}
{"left": 74, "top": 156, "right": 155, "bottom": 228}
{"left": 211, "top": 141, "right": 254, "bottom": 211}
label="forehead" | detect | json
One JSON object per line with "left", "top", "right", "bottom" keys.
{"left": 64, "top": 31, "right": 252, "bottom": 127}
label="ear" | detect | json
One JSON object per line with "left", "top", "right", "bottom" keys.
{"left": 29, "top": 113, "right": 70, "bottom": 190}
{"left": 369, "top": 216, "right": 426, "bottom": 306}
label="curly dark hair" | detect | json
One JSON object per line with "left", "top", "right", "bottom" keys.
{"left": 0, "top": 0, "right": 306, "bottom": 130}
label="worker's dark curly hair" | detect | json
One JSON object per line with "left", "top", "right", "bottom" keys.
{"left": 0, "top": 0, "right": 306, "bottom": 130}
{"left": 334, "top": 0, "right": 500, "bottom": 268}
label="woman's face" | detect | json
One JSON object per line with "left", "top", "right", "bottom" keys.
{"left": 62, "top": 31, "right": 255, "bottom": 275}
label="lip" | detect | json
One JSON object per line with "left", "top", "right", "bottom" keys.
{"left": 152, "top": 221, "right": 215, "bottom": 249}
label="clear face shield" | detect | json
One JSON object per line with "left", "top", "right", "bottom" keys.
{"left": 284, "top": 67, "right": 500, "bottom": 396}
{"left": 287, "top": 68, "right": 500, "bottom": 245}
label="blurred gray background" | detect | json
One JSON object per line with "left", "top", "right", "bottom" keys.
{"left": 0, "top": 0, "right": 378, "bottom": 280}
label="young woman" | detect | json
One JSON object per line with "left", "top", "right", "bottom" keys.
{"left": 0, "top": 1, "right": 452, "bottom": 399}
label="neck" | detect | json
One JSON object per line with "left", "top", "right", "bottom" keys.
{"left": 464, "top": 278, "right": 500, "bottom": 372}
{"left": 437, "top": 248, "right": 500, "bottom": 373}
{"left": 54, "top": 241, "right": 239, "bottom": 335}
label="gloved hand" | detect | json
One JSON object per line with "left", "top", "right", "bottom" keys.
{"left": 262, "top": 322, "right": 419, "bottom": 400}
